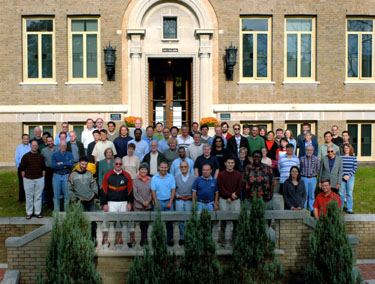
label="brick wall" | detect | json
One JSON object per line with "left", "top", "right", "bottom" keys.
{"left": 0, "top": 223, "right": 42, "bottom": 263}
{"left": 346, "top": 221, "right": 375, "bottom": 259}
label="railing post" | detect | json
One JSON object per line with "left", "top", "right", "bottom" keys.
{"left": 120, "top": 221, "right": 128, "bottom": 251}
{"left": 134, "top": 222, "right": 141, "bottom": 250}
{"left": 173, "top": 222, "right": 179, "bottom": 249}
{"left": 96, "top": 221, "right": 103, "bottom": 251}
{"left": 108, "top": 221, "right": 116, "bottom": 250}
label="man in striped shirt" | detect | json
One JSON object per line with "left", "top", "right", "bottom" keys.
{"left": 278, "top": 144, "right": 300, "bottom": 195}
{"left": 299, "top": 145, "right": 320, "bottom": 212}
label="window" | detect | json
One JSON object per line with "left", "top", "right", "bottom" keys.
{"left": 347, "top": 122, "right": 375, "bottom": 160}
{"left": 284, "top": 17, "right": 316, "bottom": 81}
{"left": 23, "top": 123, "right": 56, "bottom": 139}
{"left": 285, "top": 122, "right": 317, "bottom": 137}
{"left": 346, "top": 18, "right": 375, "bottom": 80}
{"left": 68, "top": 123, "right": 86, "bottom": 143}
{"left": 22, "top": 17, "right": 55, "bottom": 82}
{"left": 240, "top": 121, "right": 273, "bottom": 132}
{"left": 163, "top": 17, "right": 177, "bottom": 39}
{"left": 68, "top": 17, "right": 100, "bottom": 82}
{"left": 240, "top": 17, "right": 272, "bottom": 81}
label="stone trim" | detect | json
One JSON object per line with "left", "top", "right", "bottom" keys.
{"left": 0, "top": 105, "right": 128, "bottom": 113}
{"left": 345, "top": 214, "right": 375, "bottom": 222}
{"left": 0, "top": 217, "right": 51, "bottom": 225}
{"left": 5, "top": 224, "right": 51, "bottom": 248}
{"left": 0, "top": 270, "right": 20, "bottom": 284}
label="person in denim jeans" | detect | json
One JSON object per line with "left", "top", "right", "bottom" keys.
{"left": 151, "top": 161, "right": 176, "bottom": 246}
{"left": 52, "top": 141, "right": 74, "bottom": 212}
{"left": 175, "top": 161, "right": 196, "bottom": 246}
{"left": 192, "top": 164, "right": 219, "bottom": 212}
{"left": 339, "top": 143, "right": 358, "bottom": 214}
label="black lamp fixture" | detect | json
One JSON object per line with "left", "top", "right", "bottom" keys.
{"left": 225, "top": 43, "right": 238, "bottom": 81}
{"left": 104, "top": 42, "right": 116, "bottom": 81}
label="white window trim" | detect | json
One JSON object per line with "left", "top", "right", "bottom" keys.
{"left": 237, "top": 81, "right": 275, "bottom": 85}
{"left": 282, "top": 81, "right": 320, "bottom": 85}
{"left": 347, "top": 122, "right": 375, "bottom": 161}
{"left": 19, "top": 82, "right": 58, "bottom": 86}
{"left": 65, "top": 81, "right": 103, "bottom": 85}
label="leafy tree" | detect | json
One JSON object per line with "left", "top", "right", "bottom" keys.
{"left": 305, "top": 202, "right": 355, "bottom": 284}
{"left": 232, "top": 196, "right": 283, "bottom": 283}
{"left": 42, "top": 202, "right": 101, "bottom": 284}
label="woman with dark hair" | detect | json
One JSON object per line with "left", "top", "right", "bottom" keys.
{"left": 283, "top": 166, "right": 306, "bottom": 210}
{"left": 113, "top": 125, "right": 133, "bottom": 158}
{"left": 259, "top": 127, "right": 267, "bottom": 141}
{"left": 211, "top": 136, "right": 230, "bottom": 171}
{"left": 265, "top": 131, "right": 278, "bottom": 161}
{"left": 276, "top": 137, "right": 289, "bottom": 161}
{"left": 339, "top": 143, "right": 357, "bottom": 214}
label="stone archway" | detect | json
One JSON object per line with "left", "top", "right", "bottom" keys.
{"left": 122, "top": 0, "right": 218, "bottom": 124}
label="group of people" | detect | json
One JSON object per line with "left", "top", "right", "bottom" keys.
{"left": 15, "top": 118, "right": 357, "bottom": 246}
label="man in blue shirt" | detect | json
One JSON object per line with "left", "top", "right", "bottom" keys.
{"left": 151, "top": 161, "right": 176, "bottom": 246}
{"left": 54, "top": 122, "right": 71, "bottom": 146}
{"left": 192, "top": 164, "right": 219, "bottom": 212}
{"left": 143, "top": 126, "right": 158, "bottom": 151}
{"left": 15, "top": 134, "right": 31, "bottom": 202}
{"left": 170, "top": 147, "right": 194, "bottom": 176}
{"left": 52, "top": 141, "right": 74, "bottom": 212}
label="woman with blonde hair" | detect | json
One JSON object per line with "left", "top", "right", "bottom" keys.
{"left": 98, "top": 148, "right": 114, "bottom": 187}
{"left": 285, "top": 129, "right": 297, "bottom": 154}
{"left": 339, "top": 143, "right": 357, "bottom": 214}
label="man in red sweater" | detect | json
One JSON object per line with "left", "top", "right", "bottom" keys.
{"left": 313, "top": 179, "right": 341, "bottom": 219}
{"left": 101, "top": 157, "right": 134, "bottom": 246}
{"left": 217, "top": 156, "right": 242, "bottom": 246}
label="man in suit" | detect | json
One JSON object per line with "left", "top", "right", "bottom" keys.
{"left": 319, "top": 145, "right": 343, "bottom": 194}
{"left": 227, "top": 123, "right": 250, "bottom": 158}
{"left": 67, "top": 131, "right": 85, "bottom": 164}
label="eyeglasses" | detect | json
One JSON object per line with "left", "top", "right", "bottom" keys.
{"left": 180, "top": 166, "right": 188, "bottom": 168}
{"left": 115, "top": 163, "right": 123, "bottom": 165}
{"left": 327, "top": 151, "right": 334, "bottom": 153}
{"left": 234, "top": 128, "right": 240, "bottom": 130}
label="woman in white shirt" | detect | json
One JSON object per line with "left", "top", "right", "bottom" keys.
{"left": 122, "top": 143, "right": 140, "bottom": 179}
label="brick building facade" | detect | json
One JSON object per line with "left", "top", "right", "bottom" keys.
{"left": 1, "top": 0, "right": 375, "bottom": 164}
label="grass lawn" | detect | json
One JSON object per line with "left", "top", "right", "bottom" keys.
{"left": 0, "top": 168, "right": 374, "bottom": 216}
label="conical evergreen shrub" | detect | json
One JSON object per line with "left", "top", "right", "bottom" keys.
{"left": 43, "top": 202, "right": 101, "bottom": 284}
{"left": 232, "top": 196, "right": 283, "bottom": 283}
{"left": 305, "top": 202, "right": 355, "bottom": 284}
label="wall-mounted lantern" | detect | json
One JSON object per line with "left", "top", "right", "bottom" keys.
{"left": 225, "top": 43, "right": 238, "bottom": 81}
{"left": 104, "top": 42, "right": 116, "bottom": 81}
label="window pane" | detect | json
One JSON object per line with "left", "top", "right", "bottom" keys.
{"left": 286, "top": 19, "right": 312, "bottom": 31}
{"left": 26, "top": 19, "right": 53, "bottom": 32}
{"left": 348, "top": 34, "right": 358, "bottom": 77}
{"left": 361, "top": 124, "right": 372, "bottom": 156}
{"left": 257, "top": 34, "right": 268, "bottom": 77}
{"left": 28, "top": 126, "right": 36, "bottom": 139}
{"left": 71, "top": 20, "right": 85, "bottom": 31}
{"left": 287, "top": 34, "right": 298, "bottom": 77}
{"left": 73, "top": 126, "right": 84, "bottom": 143}
{"left": 86, "top": 34, "right": 97, "bottom": 78}
{"left": 347, "top": 19, "right": 373, "bottom": 32}
{"left": 242, "top": 19, "right": 268, "bottom": 31}
{"left": 348, "top": 124, "right": 358, "bottom": 155}
{"left": 72, "top": 34, "right": 83, "bottom": 78}
{"left": 362, "top": 34, "right": 372, "bottom": 78}
{"left": 286, "top": 124, "right": 298, "bottom": 137}
{"left": 27, "top": 34, "right": 38, "bottom": 78}
{"left": 42, "top": 126, "right": 53, "bottom": 137}
{"left": 242, "top": 34, "right": 253, "bottom": 77}
{"left": 85, "top": 20, "right": 98, "bottom": 32}
{"left": 163, "top": 17, "right": 177, "bottom": 39}
{"left": 301, "top": 34, "right": 311, "bottom": 77}
{"left": 41, "top": 34, "right": 52, "bottom": 78}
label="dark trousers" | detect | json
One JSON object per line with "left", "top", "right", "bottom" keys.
{"left": 17, "top": 167, "right": 25, "bottom": 202}
{"left": 44, "top": 167, "right": 54, "bottom": 210}
{"left": 80, "top": 199, "right": 97, "bottom": 241}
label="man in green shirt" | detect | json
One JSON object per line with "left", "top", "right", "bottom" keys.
{"left": 246, "top": 125, "right": 265, "bottom": 156}
{"left": 153, "top": 122, "right": 164, "bottom": 141}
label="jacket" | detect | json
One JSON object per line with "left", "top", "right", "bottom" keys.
{"left": 283, "top": 180, "right": 306, "bottom": 210}
{"left": 319, "top": 155, "right": 343, "bottom": 187}
{"left": 67, "top": 141, "right": 85, "bottom": 161}
{"left": 100, "top": 170, "right": 133, "bottom": 205}
{"left": 68, "top": 170, "right": 98, "bottom": 201}
{"left": 227, "top": 135, "right": 250, "bottom": 157}
{"left": 299, "top": 139, "right": 319, "bottom": 157}
{"left": 142, "top": 151, "right": 167, "bottom": 169}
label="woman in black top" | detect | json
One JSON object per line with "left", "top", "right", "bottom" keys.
{"left": 211, "top": 136, "right": 231, "bottom": 171}
{"left": 283, "top": 166, "right": 306, "bottom": 210}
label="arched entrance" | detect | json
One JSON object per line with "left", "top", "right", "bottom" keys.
{"left": 122, "top": 0, "right": 218, "bottom": 126}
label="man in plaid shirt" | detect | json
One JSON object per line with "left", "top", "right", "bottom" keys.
{"left": 299, "top": 145, "right": 320, "bottom": 212}
{"left": 243, "top": 150, "right": 275, "bottom": 209}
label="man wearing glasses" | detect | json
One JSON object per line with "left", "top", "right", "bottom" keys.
{"left": 227, "top": 124, "right": 250, "bottom": 158}
{"left": 318, "top": 131, "right": 340, "bottom": 160}
{"left": 319, "top": 146, "right": 343, "bottom": 194}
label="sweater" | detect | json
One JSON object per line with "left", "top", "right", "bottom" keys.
{"left": 68, "top": 170, "right": 98, "bottom": 201}
{"left": 20, "top": 152, "right": 46, "bottom": 179}
{"left": 98, "top": 159, "right": 114, "bottom": 186}
{"left": 186, "top": 143, "right": 204, "bottom": 162}
{"left": 133, "top": 176, "right": 152, "bottom": 210}
{"left": 217, "top": 169, "right": 243, "bottom": 199}
{"left": 175, "top": 174, "right": 196, "bottom": 197}
{"left": 113, "top": 136, "right": 134, "bottom": 158}
{"left": 340, "top": 155, "right": 358, "bottom": 177}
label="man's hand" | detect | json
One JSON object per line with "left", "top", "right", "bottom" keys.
{"left": 126, "top": 203, "right": 132, "bottom": 212}
{"left": 143, "top": 201, "right": 149, "bottom": 207}
{"left": 296, "top": 207, "right": 302, "bottom": 210}
{"left": 336, "top": 184, "right": 340, "bottom": 190}
{"left": 226, "top": 198, "right": 232, "bottom": 204}
{"left": 344, "top": 175, "right": 350, "bottom": 181}
{"left": 291, "top": 207, "right": 296, "bottom": 210}
{"left": 231, "top": 193, "right": 238, "bottom": 200}
{"left": 214, "top": 203, "right": 219, "bottom": 211}
{"left": 166, "top": 202, "right": 172, "bottom": 209}
{"left": 103, "top": 204, "right": 109, "bottom": 212}
{"left": 318, "top": 183, "right": 322, "bottom": 189}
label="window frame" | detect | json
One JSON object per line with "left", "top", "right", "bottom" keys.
{"left": 68, "top": 16, "right": 101, "bottom": 82}
{"left": 347, "top": 121, "right": 375, "bottom": 161}
{"left": 346, "top": 18, "right": 375, "bottom": 81}
{"left": 284, "top": 16, "right": 316, "bottom": 81}
{"left": 240, "top": 121, "right": 273, "bottom": 132}
{"left": 162, "top": 16, "right": 178, "bottom": 41}
{"left": 68, "top": 122, "right": 87, "bottom": 143}
{"left": 22, "top": 17, "right": 56, "bottom": 82}
{"left": 23, "top": 123, "right": 56, "bottom": 139}
{"left": 239, "top": 16, "right": 272, "bottom": 82}
{"left": 284, "top": 121, "right": 317, "bottom": 137}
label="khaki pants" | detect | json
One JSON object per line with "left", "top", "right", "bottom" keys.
{"left": 218, "top": 198, "right": 240, "bottom": 244}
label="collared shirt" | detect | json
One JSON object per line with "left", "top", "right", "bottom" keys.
{"left": 192, "top": 176, "right": 218, "bottom": 201}
{"left": 81, "top": 128, "right": 95, "bottom": 149}
{"left": 247, "top": 135, "right": 266, "bottom": 156}
{"left": 142, "top": 136, "right": 159, "bottom": 151}
{"left": 92, "top": 140, "right": 117, "bottom": 162}
{"left": 71, "top": 142, "right": 79, "bottom": 162}
{"left": 278, "top": 154, "right": 300, "bottom": 184}
{"left": 194, "top": 155, "right": 220, "bottom": 177}
{"left": 318, "top": 143, "right": 340, "bottom": 160}
{"left": 151, "top": 172, "right": 176, "bottom": 200}
{"left": 170, "top": 157, "right": 195, "bottom": 176}
{"left": 158, "top": 138, "right": 170, "bottom": 153}
{"left": 133, "top": 140, "right": 149, "bottom": 161}
{"left": 181, "top": 173, "right": 190, "bottom": 183}
{"left": 177, "top": 135, "right": 194, "bottom": 149}
{"left": 299, "top": 155, "right": 320, "bottom": 177}
{"left": 313, "top": 191, "right": 341, "bottom": 217}
{"left": 15, "top": 143, "right": 31, "bottom": 168}
{"left": 51, "top": 151, "right": 74, "bottom": 175}
{"left": 153, "top": 133, "right": 164, "bottom": 141}
{"left": 244, "top": 162, "right": 275, "bottom": 202}
{"left": 41, "top": 146, "right": 58, "bottom": 168}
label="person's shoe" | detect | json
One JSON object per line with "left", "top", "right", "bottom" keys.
{"left": 26, "top": 215, "right": 32, "bottom": 220}
{"left": 310, "top": 211, "right": 314, "bottom": 217}
{"left": 127, "top": 242, "right": 133, "bottom": 248}
{"left": 179, "top": 239, "right": 185, "bottom": 246}
{"left": 167, "top": 241, "right": 174, "bottom": 247}
{"left": 347, "top": 210, "right": 355, "bottom": 214}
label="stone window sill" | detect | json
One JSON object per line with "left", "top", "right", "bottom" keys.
{"left": 65, "top": 82, "right": 103, "bottom": 85}
{"left": 282, "top": 81, "right": 320, "bottom": 85}
{"left": 19, "top": 82, "right": 58, "bottom": 86}
{"left": 237, "top": 81, "right": 275, "bottom": 85}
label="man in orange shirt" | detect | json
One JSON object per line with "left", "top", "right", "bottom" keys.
{"left": 313, "top": 179, "right": 341, "bottom": 219}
